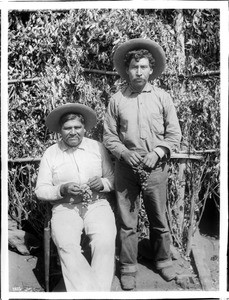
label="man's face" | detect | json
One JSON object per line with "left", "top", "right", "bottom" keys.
{"left": 60, "top": 118, "right": 85, "bottom": 148}
{"left": 126, "top": 57, "right": 153, "bottom": 90}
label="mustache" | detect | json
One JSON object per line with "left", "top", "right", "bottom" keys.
{"left": 68, "top": 133, "right": 80, "bottom": 137}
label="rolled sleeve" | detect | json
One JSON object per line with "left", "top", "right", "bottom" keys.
{"left": 154, "top": 147, "right": 166, "bottom": 159}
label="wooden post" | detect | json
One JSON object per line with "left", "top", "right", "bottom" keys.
{"left": 185, "top": 193, "right": 196, "bottom": 256}
{"left": 177, "top": 158, "right": 186, "bottom": 232}
{"left": 44, "top": 219, "right": 51, "bottom": 292}
{"left": 175, "top": 9, "right": 186, "bottom": 74}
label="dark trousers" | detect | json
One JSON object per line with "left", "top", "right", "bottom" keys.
{"left": 115, "top": 160, "right": 172, "bottom": 275}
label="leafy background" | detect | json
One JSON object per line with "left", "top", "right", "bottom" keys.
{"left": 8, "top": 9, "right": 220, "bottom": 253}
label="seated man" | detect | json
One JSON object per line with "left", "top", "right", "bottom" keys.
{"left": 35, "top": 103, "right": 117, "bottom": 291}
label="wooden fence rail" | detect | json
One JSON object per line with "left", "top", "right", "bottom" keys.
{"left": 9, "top": 150, "right": 219, "bottom": 164}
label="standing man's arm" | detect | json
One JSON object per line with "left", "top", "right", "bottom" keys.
{"left": 103, "top": 97, "right": 126, "bottom": 160}
{"left": 103, "top": 97, "right": 142, "bottom": 166}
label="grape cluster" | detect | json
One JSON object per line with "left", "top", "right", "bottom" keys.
{"left": 79, "top": 184, "right": 93, "bottom": 207}
{"left": 133, "top": 163, "right": 152, "bottom": 191}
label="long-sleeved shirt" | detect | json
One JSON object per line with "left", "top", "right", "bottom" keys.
{"left": 35, "top": 137, "right": 114, "bottom": 204}
{"left": 103, "top": 83, "right": 182, "bottom": 160}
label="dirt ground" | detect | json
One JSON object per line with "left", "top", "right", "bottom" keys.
{"left": 9, "top": 231, "right": 219, "bottom": 293}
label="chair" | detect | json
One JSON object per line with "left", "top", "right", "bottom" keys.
{"left": 43, "top": 207, "right": 53, "bottom": 292}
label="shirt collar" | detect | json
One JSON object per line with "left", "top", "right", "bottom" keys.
{"left": 125, "top": 82, "right": 153, "bottom": 97}
{"left": 58, "top": 138, "right": 86, "bottom": 152}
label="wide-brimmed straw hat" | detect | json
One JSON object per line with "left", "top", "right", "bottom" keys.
{"left": 113, "top": 38, "right": 166, "bottom": 82}
{"left": 45, "top": 103, "right": 97, "bottom": 133}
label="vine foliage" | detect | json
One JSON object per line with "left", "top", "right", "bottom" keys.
{"left": 8, "top": 9, "right": 220, "bottom": 253}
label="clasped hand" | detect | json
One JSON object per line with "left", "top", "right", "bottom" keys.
{"left": 60, "top": 182, "right": 81, "bottom": 197}
{"left": 142, "top": 151, "right": 159, "bottom": 169}
{"left": 87, "top": 176, "right": 104, "bottom": 191}
{"left": 122, "top": 150, "right": 159, "bottom": 169}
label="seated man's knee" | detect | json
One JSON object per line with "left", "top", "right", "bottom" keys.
{"left": 91, "top": 232, "right": 116, "bottom": 252}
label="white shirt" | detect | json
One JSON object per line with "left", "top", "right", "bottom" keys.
{"left": 35, "top": 137, "right": 114, "bottom": 203}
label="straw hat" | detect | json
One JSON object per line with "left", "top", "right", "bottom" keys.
{"left": 113, "top": 38, "right": 166, "bottom": 81}
{"left": 45, "top": 103, "right": 97, "bottom": 133}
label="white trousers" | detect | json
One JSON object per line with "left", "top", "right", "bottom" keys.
{"left": 51, "top": 200, "right": 117, "bottom": 291}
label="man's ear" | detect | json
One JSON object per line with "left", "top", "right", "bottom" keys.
{"left": 149, "top": 68, "right": 153, "bottom": 75}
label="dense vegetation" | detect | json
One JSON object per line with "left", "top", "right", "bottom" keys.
{"left": 8, "top": 9, "right": 220, "bottom": 253}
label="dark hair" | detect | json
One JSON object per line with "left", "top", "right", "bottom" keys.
{"left": 124, "top": 49, "right": 155, "bottom": 69}
{"left": 59, "top": 113, "right": 85, "bottom": 129}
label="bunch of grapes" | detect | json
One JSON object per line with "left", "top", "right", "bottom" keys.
{"left": 133, "top": 163, "right": 152, "bottom": 191}
{"left": 79, "top": 184, "right": 93, "bottom": 207}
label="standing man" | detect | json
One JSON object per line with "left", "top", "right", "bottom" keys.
{"left": 103, "top": 38, "right": 181, "bottom": 290}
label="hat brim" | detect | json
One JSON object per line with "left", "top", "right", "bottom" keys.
{"left": 113, "top": 38, "right": 166, "bottom": 82}
{"left": 45, "top": 103, "right": 97, "bottom": 133}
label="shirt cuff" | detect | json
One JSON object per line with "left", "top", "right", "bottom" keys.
{"left": 154, "top": 147, "right": 166, "bottom": 159}
{"left": 56, "top": 185, "right": 63, "bottom": 199}
{"left": 115, "top": 146, "right": 129, "bottom": 160}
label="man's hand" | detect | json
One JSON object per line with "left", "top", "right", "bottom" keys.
{"left": 121, "top": 150, "right": 142, "bottom": 167}
{"left": 87, "top": 176, "right": 104, "bottom": 192}
{"left": 142, "top": 151, "right": 159, "bottom": 169}
{"left": 60, "top": 182, "right": 81, "bottom": 197}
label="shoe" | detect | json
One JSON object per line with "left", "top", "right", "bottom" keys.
{"left": 120, "top": 274, "right": 136, "bottom": 290}
{"left": 158, "top": 266, "right": 177, "bottom": 282}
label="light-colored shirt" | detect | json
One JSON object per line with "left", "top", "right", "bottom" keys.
{"left": 103, "top": 83, "right": 182, "bottom": 160}
{"left": 35, "top": 137, "right": 114, "bottom": 203}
